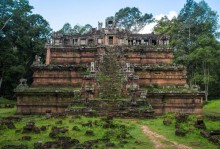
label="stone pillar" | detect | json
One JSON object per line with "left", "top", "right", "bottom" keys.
{"left": 46, "top": 47, "right": 51, "bottom": 65}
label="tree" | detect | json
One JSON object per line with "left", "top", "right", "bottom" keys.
{"left": 0, "top": 0, "right": 51, "bottom": 98}
{"left": 80, "top": 24, "right": 92, "bottom": 35}
{"left": 189, "top": 37, "right": 220, "bottom": 101}
{"left": 115, "top": 7, "right": 153, "bottom": 32}
{"left": 97, "top": 48, "right": 124, "bottom": 99}
{"left": 58, "top": 23, "right": 92, "bottom": 35}
{"left": 59, "top": 23, "right": 72, "bottom": 34}
{"left": 154, "top": 0, "right": 220, "bottom": 100}
{"left": 72, "top": 25, "right": 81, "bottom": 34}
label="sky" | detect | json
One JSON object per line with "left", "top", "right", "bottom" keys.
{"left": 29, "top": 0, "right": 220, "bottom": 33}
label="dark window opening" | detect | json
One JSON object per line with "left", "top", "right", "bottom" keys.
{"left": 109, "top": 36, "right": 113, "bottom": 45}
{"left": 108, "top": 21, "right": 113, "bottom": 24}
{"left": 144, "top": 39, "right": 149, "bottom": 45}
{"left": 136, "top": 40, "right": 141, "bottom": 45}
{"left": 88, "top": 39, "right": 94, "bottom": 45}
{"left": 128, "top": 40, "right": 133, "bottom": 45}
{"left": 152, "top": 40, "right": 157, "bottom": 45}
{"left": 73, "top": 39, "right": 78, "bottom": 45}
{"left": 64, "top": 39, "right": 70, "bottom": 45}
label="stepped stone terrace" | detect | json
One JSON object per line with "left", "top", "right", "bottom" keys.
{"left": 15, "top": 17, "right": 204, "bottom": 116}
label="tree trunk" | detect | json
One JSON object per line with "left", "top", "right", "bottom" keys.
{"left": 0, "top": 71, "right": 3, "bottom": 91}
{"left": 203, "top": 61, "right": 209, "bottom": 102}
{"left": 206, "top": 65, "right": 210, "bottom": 102}
{"left": 0, "top": 77, "right": 2, "bottom": 90}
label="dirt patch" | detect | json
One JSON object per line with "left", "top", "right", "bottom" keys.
{"left": 141, "top": 125, "right": 192, "bottom": 149}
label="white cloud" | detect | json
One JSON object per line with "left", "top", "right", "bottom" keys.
{"left": 139, "top": 11, "right": 177, "bottom": 34}
{"left": 167, "top": 11, "right": 178, "bottom": 20}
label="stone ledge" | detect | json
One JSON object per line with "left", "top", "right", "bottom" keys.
{"left": 31, "top": 64, "right": 87, "bottom": 70}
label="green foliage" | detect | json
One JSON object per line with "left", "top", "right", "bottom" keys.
{"left": 58, "top": 23, "right": 92, "bottom": 35}
{"left": 154, "top": 0, "right": 220, "bottom": 99}
{"left": 0, "top": 97, "right": 16, "bottom": 108}
{"left": 115, "top": 7, "right": 153, "bottom": 32}
{"left": 163, "top": 112, "right": 176, "bottom": 120}
{"left": 97, "top": 48, "right": 125, "bottom": 99}
{"left": 0, "top": 97, "right": 15, "bottom": 104}
{"left": 0, "top": 0, "right": 52, "bottom": 98}
{"left": 142, "top": 86, "right": 199, "bottom": 93}
{"left": 25, "top": 86, "right": 81, "bottom": 91}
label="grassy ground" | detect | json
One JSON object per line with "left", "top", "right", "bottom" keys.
{"left": 0, "top": 109, "right": 153, "bottom": 148}
{"left": 137, "top": 99, "right": 220, "bottom": 149}
{"left": 202, "top": 99, "right": 220, "bottom": 117}
{"left": 0, "top": 99, "right": 220, "bottom": 148}
{"left": 0, "top": 98, "right": 16, "bottom": 104}
{"left": 0, "top": 108, "right": 16, "bottom": 118}
{"left": 138, "top": 117, "right": 219, "bottom": 149}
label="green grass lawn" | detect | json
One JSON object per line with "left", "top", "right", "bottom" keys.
{"left": 138, "top": 117, "right": 219, "bottom": 149}
{"left": 0, "top": 109, "right": 153, "bottom": 148}
{"left": 137, "top": 100, "right": 220, "bottom": 149}
{"left": 202, "top": 99, "right": 220, "bottom": 117}
{"left": 0, "top": 99, "right": 220, "bottom": 148}
{"left": 0, "top": 98, "right": 16, "bottom": 104}
{"left": 0, "top": 108, "right": 16, "bottom": 118}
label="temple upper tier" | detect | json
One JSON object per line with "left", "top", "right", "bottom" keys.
{"left": 51, "top": 17, "right": 169, "bottom": 47}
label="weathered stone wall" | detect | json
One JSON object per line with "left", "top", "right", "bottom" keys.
{"left": 32, "top": 70, "right": 186, "bottom": 88}
{"left": 32, "top": 47, "right": 180, "bottom": 87}
{"left": 16, "top": 92, "right": 75, "bottom": 114}
{"left": 32, "top": 70, "right": 83, "bottom": 87}
{"left": 125, "top": 50, "right": 173, "bottom": 64}
{"left": 50, "top": 48, "right": 97, "bottom": 64}
{"left": 137, "top": 70, "right": 187, "bottom": 86}
{"left": 48, "top": 47, "right": 173, "bottom": 65}
{"left": 15, "top": 27, "right": 204, "bottom": 116}
{"left": 32, "top": 67, "right": 186, "bottom": 87}
{"left": 16, "top": 91, "right": 203, "bottom": 116}
{"left": 147, "top": 93, "right": 204, "bottom": 115}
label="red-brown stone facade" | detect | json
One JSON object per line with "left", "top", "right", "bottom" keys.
{"left": 15, "top": 27, "right": 204, "bottom": 116}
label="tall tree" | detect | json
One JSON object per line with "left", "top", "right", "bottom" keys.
{"left": 189, "top": 37, "right": 220, "bottom": 101}
{"left": 71, "top": 25, "right": 81, "bottom": 34}
{"left": 60, "top": 23, "right": 72, "bottom": 34}
{"left": 154, "top": 0, "right": 220, "bottom": 100}
{"left": 115, "top": 7, "right": 153, "bottom": 32}
{"left": 0, "top": 0, "right": 51, "bottom": 98}
{"left": 58, "top": 23, "right": 92, "bottom": 35}
{"left": 80, "top": 24, "right": 92, "bottom": 35}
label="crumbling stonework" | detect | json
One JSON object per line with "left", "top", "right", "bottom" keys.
{"left": 15, "top": 17, "right": 204, "bottom": 116}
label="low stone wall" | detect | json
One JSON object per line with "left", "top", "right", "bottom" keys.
{"left": 16, "top": 90, "right": 204, "bottom": 116}
{"left": 147, "top": 92, "right": 204, "bottom": 115}
{"left": 66, "top": 100, "right": 154, "bottom": 118}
